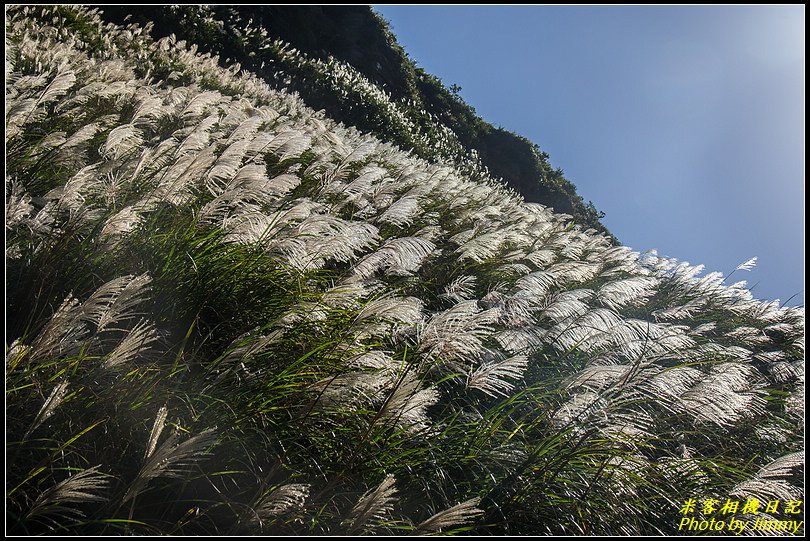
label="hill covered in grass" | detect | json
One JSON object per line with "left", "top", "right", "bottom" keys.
{"left": 96, "top": 5, "right": 613, "bottom": 240}
{"left": 5, "top": 6, "right": 804, "bottom": 536}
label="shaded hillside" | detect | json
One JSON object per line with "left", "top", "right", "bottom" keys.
{"left": 98, "top": 5, "right": 612, "bottom": 239}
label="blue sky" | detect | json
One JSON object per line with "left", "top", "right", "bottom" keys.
{"left": 374, "top": 6, "right": 804, "bottom": 306}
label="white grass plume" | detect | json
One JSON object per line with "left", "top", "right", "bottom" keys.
{"left": 441, "top": 275, "right": 477, "bottom": 303}
{"left": 92, "top": 274, "right": 152, "bottom": 332}
{"left": 353, "top": 237, "right": 435, "bottom": 278}
{"left": 735, "top": 257, "right": 758, "bottom": 272}
{"left": 417, "top": 300, "right": 499, "bottom": 363}
{"left": 29, "top": 296, "right": 87, "bottom": 361}
{"left": 102, "top": 124, "right": 143, "bottom": 161}
{"left": 415, "top": 498, "right": 482, "bottom": 534}
{"left": 378, "top": 372, "right": 439, "bottom": 431}
{"left": 344, "top": 474, "right": 398, "bottom": 534}
{"left": 251, "top": 483, "right": 310, "bottom": 524}
{"left": 123, "top": 428, "right": 217, "bottom": 503}
{"left": 103, "top": 320, "right": 157, "bottom": 369}
{"left": 25, "top": 466, "right": 109, "bottom": 523}
{"left": 731, "top": 451, "right": 804, "bottom": 503}
{"left": 144, "top": 406, "right": 169, "bottom": 461}
{"left": 36, "top": 70, "right": 77, "bottom": 108}
{"left": 24, "top": 380, "right": 70, "bottom": 440}
{"left": 467, "top": 355, "right": 528, "bottom": 397}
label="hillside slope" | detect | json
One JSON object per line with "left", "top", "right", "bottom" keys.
{"left": 5, "top": 6, "right": 804, "bottom": 536}
{"left": 97, "top": 5, "right": 613, "bottom": 239}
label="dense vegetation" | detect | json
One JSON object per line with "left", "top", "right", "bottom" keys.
{"left": 97, "top": 5, "right": 613, "bottom": 239}
{"left": 5, "top": 6, "right": 803, "bottom": 536}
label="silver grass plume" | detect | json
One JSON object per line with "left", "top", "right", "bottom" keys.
{"left": 58, "top": 126, "right": 103, "bottom": 166}
{"left": 5, "top": 339, "right": 31, "bottom": 372}
{"left": 218, "top": 330, "right": 284, "bottom": 368}
{"left": 541, "top": 290, "right": 593, "bottom": 324}
{"left": 658, "top": 457, "right": 710, "bottom": 486}
{"left": 353, "top": 237, "right": 435, "bottom": 278}
{"left": 566, "top": 364, "right": 635, "bottom": 393}
{"left": 280, "top": 215, "right": 380, "bottom": 270}
{"left": 355, "top": 296, "right": 423, "bottom": 335}
{"left": 146, "top": 143, "right": 217, "bottom": 207}
{"left": 27, "top": 275, "right": 152, "bottom": 362}
{"left": 415, "top": 498, "right": 482, "bottom": 534}
{"left": 467, "top": 355, "right": 528, "bottom": 397}
{"left": 441, "top": 275, "right": 477, "bottom": 303}
{"left": 755, "top": 451, "right": 804, "bottom": 479}
{"left": 102, "top": 124, "right": 143, "bottom": 161}
{"left": 755, "top": 350, "right": 786, "bottom": 365}
{"left": 417, "top": 300, "right": 499, "bottom": 363}
{"left": 597, "top": 277, "right": 658, "bottom": 310}
{"left": 547, "top": 260, "right": 602, "bottom": 285}
{"left": 321, "top": 280, "right": 379, "bottom": 309}
{"left": 338, "top": 139, "right": 378, "bottom": 164}
{"left": 144, "top": 405, "right": 168, "bottom": 461}
{"left": 766, "top": 359, "right": 803, "bottom": 387}
{"left": 130, "top": 92, "right": 165, "bottom": 128}
{"left": 29, "top": 296, "right": 88, "bottom": 361}
{"left": 206, "top": 330, "right": 286, "bottom": 386}
{"left": 6, "top": 10, "right": 806, "bottom": 534}
{"left": 99, "top": 206, "right": 143, "bottom": 245}
{"left": 6, "top": 99, "right": 43, "bottom": 138}
{"left": 494, "top": 327, "right": 547, "bottom": 355}
{"left": 325, "top": 165, "right": 385, "bottom": 202}
{"left": 731, "top": 452, "right": 804, "bottom": 503}
{"left": 5, "top": 182, "right": 34, "bottom": 229}
{"left": 123, "top": 428, "right": 217, "bottom": 503}
{"left": 455, "top": 228, "right": 524, "bottom": 263}
{"left": 724, "top": 326, "right": 771, "bottom": 346}
{"left": 485, "top": 292, "right": 535, "bottom": 327}
{"left": 344, "top": 474, "right": 398, "bottom": 534}
{"left": 92, "top": 274, "right": 152, "bottom": 332}
{"left": 602, "top": 455, "right": 648, "bottom": 497}
{"left": 275, "top": 301, "right": 331, "bottom": 328}
{"left": 207, "top": 139, "right": 250, "bottom": 194}
{"left": 25, "top": 466, "right": 109, "bottom": 522}
{"left": 228, "top": 166, "right": 294, "bottom": 201}
{"left": 30, "top": 130, "right": 66, "bottom": 159}
{"left": 278, "top": 133, "right": 312, "bottom": 162}
{"left": 610, "top": 318, "right": 695, "bottom": 359}
{"left": 24, "top": 380, "right": 70, "bottom": 440}
{"left": 181, "top": 90, "right": 224, "bottom": 121}
{"left": 39, "top": 70, "right": 77, "bottom": 104}
{"left": 263, "top": 173, "right": 301, "bottom": 196}
{"left": 349, "top": 350, "right": 399, "bottom": 371}
{"left": 312, "top": 367, "right": 396, "bottom": 411}
{"left": 378, "top": 372, "right": 439, "bottom": 431}
{"left": 103, "top": 320, "right": 157, "bottom": 369}
{"left": 28, "top": 201, "right": 61, "bottom": 237}
{"left": 525, "top": 248, "right": 557, "bottom": 268}
{"left": 680, "top": 363, "right": 766, "bottom": 427}
{"left": 548, "top": 308, "right": 625, "bottom": 354}
{"left": 690, "top": 322, "right": 717, "bottom": 336}
{"left": 224, "top": 114, "right": 264, "bottom": 146}
{"left": 735, "top": 257, "right": 758, "bottom": 272}
{"left": 177, "top": 113, "right": 218, "bottom": 156}
{"left": 498, "top": 262, "right": 533, "bottom": 278}
{"left": 551, "top": 390, "right": 606, "bottom": 429}
{"left": 251, "top": 483, "right": 310, "bottom": 525}
{"left": 377, "top": 194, "right": 421, "bottom": 227}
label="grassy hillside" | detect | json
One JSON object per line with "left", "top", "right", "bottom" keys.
{"left": 5, "top": 6, "right": 803, "bottom": 536}
{"left": 96, "top": 5, "right": 613, "bottom": 240}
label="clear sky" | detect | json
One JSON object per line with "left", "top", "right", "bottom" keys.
{"left": 373, "top": 5, "right": 804, "bottom": 306}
